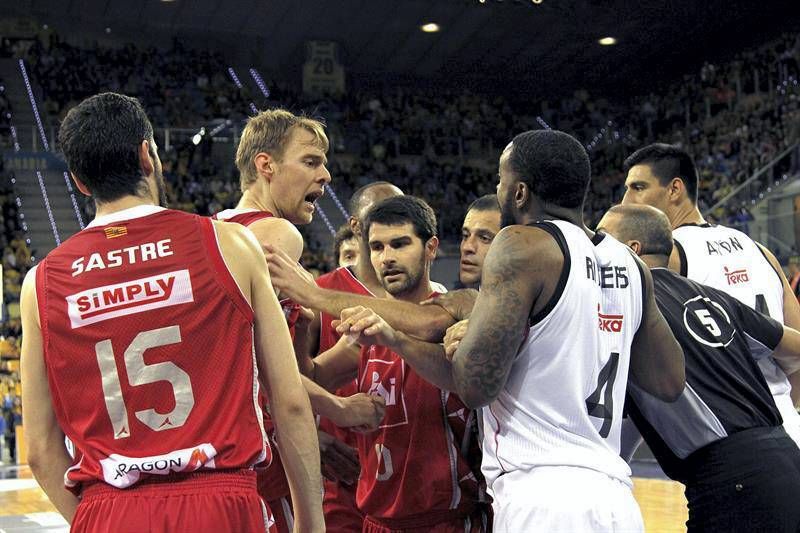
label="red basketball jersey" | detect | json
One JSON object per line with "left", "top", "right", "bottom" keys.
{"left": 35, "top": 206, "right": 268, "bottom": 491}
{"left": 356, "top": 322, "right": 484, "bottom": 523}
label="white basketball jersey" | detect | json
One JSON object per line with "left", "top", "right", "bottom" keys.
{"left": 672, "top": 223, "right": 800, "bottom": 444}
{"left": 481, "top": 221, "right": 644, "bottom": 493}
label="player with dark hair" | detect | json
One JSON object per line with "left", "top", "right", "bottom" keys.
{"left": 333, "top": 224, "right": 359, "bottom": 268}
{"left": 459, "top": 195, "right": 501, "bottom": 289}
{"left": 292, "top": 195, "right": 488, "bottom": 532}
{"left": 391, "top": 130, "right": 686, "bottom": 531}
{"left": 309, "top": 181, "right": 405, "bottom": 532}
{"left": 598, "top": 204, "right": 800, "bottom": 533}
{"left": 22, "top": 92, "right": 324, "bottom": 531}
{"left": 622, "top": 142, "right": 800, "bottom": 445}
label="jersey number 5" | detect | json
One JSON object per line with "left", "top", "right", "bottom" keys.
{"left": 95, "top": 325, "right": 195, "bottom": 439}
{"left": 585, "top": 352, "right": 620, "bottom": 438}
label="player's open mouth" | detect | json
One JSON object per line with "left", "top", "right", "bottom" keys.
{"left": 304, "top": 189, "right": 324, "bottom": 204}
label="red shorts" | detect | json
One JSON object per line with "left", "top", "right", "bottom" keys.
{"left": 267, "top": 495, "right": 294, "bottom": 533}
{"left": 362, "top": 506, "right": 489, "bottom": 533}
{"left": 72, "top": 470, "right": 274, "bottom": 533}
{"left": 323, "top": 478, "right": 363, "bottom": 532}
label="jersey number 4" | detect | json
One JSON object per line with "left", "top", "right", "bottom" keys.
{"left": 95, "top": 325, "right": 195, "bottom": 439}
{"left": 585, "top": 352, "right": 619, "bottom": 438}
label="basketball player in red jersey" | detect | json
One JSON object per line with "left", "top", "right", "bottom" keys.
{"left": 306, "top": 182, "right": 404, "bottom": 532}
{"left": 20, "top": 93, "right": 323, "bottom": 531}
{"left": 295, "top": 196, "right": 488, "bottom": 532}
{"left": 215, "top": 109, "right": 384, "bottom": 532}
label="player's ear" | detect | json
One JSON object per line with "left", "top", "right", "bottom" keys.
{"left": 426, "top": 236, "right": 439, "bottom": 260}
{"left": 668, "top": 177, "right": 684, "bottom": 203}
{"left": 254, "top": 152, "right": 276, "bottom": 182}
{"left": 515, "top": 182, "right": 529, "bottom": 209}
{"left": 71, "top": 172, "right": 91, "bottom": 196}
{"left": 139, "top": 140, "right": 154, "bottom": 177}
{"left": 349, "top": 216, "right": 361, "bottom": 238}
{"left": 627, "top": 240, "right": 643, "bottom": 256}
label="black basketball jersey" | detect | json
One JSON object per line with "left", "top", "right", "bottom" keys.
{"left": 626, "top": 268, "right": 784, "bottom": 482}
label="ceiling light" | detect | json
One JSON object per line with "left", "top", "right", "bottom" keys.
{"left": 598, "top": 37, "right": 617, "bottom": 46}
{"left": 420, "top": 23, "right": 440, "bottom": 33}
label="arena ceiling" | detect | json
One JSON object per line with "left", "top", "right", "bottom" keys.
{"left": 6, "top": 0, "right": 800, "bottom": 95}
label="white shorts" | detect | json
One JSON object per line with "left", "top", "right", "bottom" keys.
{"left": 491, "top": 466, "right": 644, "bottom": 533}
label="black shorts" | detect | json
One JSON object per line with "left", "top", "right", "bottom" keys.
{"left": 684, "top": 426, "right": 800, "bottom": 533}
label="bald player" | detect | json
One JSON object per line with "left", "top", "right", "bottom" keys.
{"left": 621, "top": 143, "right": 800, "bottom": 445}
{"left": 599, "top": 204, "right": 800, "bottom": 532}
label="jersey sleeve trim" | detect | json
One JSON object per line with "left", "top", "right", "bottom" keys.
{"left": 200, "top": 217, "right": 254, "bottom": 322}
{"left": 674, "top": 240, "right": 688, "bottom": 277}
{"left": 528, "top": 221, "right": 571, "bottom": 326}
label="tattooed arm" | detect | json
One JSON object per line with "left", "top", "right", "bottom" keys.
{"left": 451, "top": 226, "right": 557, "bottom": 408}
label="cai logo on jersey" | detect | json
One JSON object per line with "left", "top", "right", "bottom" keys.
{"left": 66, "top": 270, "right": 194, "bottom": 328}
{"left": 682, "top": 295, "right": 736, "bottom": 348}
{"left": 597, "top": 304, "right": 623, "bottom": 333}
{"left": 360, "top": 349, "right": 408, "bottom": 429}
{"left": 724, "top": 266, "right": 750, "bottom": 285}
{"left": 99, "top": 443, "right": 216, "bottom": 488}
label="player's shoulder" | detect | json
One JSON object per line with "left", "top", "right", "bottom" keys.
{"left": 493, "top": 224, "right": 560, "bottom": 257}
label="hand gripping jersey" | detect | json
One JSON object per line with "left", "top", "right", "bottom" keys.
{"left": 212, "top": 207, "right": 297, "bottom": 506}
{"left": 35, "top": 205, "right": 267, "bottom": 491}
{"left": 356, "top": 293, "right": 485, "bottom": 527}
{"left": 672, "top": 223, "right": 800, "bottom": 444}
{"left": 482, "top": 221, "right": 644, "bottom": 492}
{"left": 316, "top": 267, "right": 372, "bottom": 529}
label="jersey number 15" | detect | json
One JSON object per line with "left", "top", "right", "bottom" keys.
{"left": 95, "top": 325, "right": 195, "bottom": 439}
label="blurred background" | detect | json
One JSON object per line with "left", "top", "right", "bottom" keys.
{"left": 1, "top": 1, "right": 800, "bottom": 530}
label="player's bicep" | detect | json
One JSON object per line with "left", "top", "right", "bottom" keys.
{"left": 230, "top": 225, "right": 302, "bottom": 395}
{"left": 757, "top": 243, "right": 800, "bottom": 330}
{"left": 313, "top": 336, "right": 360, "bottom": 392}
{"left": 630, "top": 265, "right": 685, "bottom": 401}
{"left": 453, "top": 228, "right": 542, "bottom": 407}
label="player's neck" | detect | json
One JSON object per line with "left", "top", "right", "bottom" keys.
{"left": 94, "top": 195, "right": 155, "bottom": 219}
{"left": 640, "top": 254, "right": 669, "bottom": 269}
{"left": 525, "top": 205, "right": 591, "bottom": 237}
{"left": 238, "top": 187, "right": 279, "bottom": 218}
{"left": 390, "top": 277, "right": 434, "bottom": 304}
{"left": 669, "top": 203, "right": 705, "bottom": 229}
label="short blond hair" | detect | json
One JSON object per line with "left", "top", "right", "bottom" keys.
{"left": 235, "top": 109, "right": 328, "bottom": 191}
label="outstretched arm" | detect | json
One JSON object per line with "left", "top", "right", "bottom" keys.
{"left": 266, "top": 245, "right": 456, "bottom": 341}
{"left": 451, "top": 227, "right": 544, "bottom": 408}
